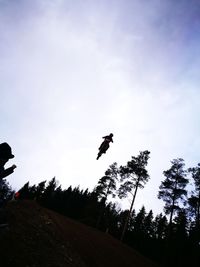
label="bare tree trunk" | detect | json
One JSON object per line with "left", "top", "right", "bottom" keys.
{"left": 120, "top": 180, "right": 139, "bottom": 241}
{"left": 168, "top": 175, "right": 178, "bottom": 239}
{"left": 197, "top": 191, "right": 200, "bottom": 230}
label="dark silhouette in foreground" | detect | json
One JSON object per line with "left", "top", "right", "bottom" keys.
{"left": 97, "top": 133, "right": 113, "bottom": 160}
{"left": 0, "top": 142, "right": 16, "bottom": 227}
{"left": 0, "top": 200, "right": 159, "bottom": 267}
{"left": 0, "top": 142, "right": 16, "bottom": 181}
{"left": 0, "top": 143, "right": 16, "bottom": 203}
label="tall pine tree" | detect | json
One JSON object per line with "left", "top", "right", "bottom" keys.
{"left": 118, "top": 150, "right": 150, "bottom": 241}
{"left": 158, "top": 158, "right": 188, "bottom": 238}
{"left": 188, "top": 164, "right": 200, "bottom": 231}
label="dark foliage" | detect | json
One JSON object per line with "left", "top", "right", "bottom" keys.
{"left": 0, "top": 179, "right": 14, "bottom": 206}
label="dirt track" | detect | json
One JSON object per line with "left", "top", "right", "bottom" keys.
{"left": 0, "top": 200, "right": 160, "bottom": 267}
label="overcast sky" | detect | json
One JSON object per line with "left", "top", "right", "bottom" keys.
{"left": 1, "top": 0, "right": 200, "bottom": 215}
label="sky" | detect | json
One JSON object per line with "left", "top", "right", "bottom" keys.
{"left": 1, "top": 0, "right": 200, "bottom": 216}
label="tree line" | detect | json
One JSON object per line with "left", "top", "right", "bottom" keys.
{"left": 1, "top": 150, "right": 200, "bottom": 266}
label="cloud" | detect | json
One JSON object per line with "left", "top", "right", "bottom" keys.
{"left": 1, "top": 0, "right": 200, "bottom": 214}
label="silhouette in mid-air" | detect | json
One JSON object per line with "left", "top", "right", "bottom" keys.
{"left": 96, "top": 133, "right": 113, "bottom": 160}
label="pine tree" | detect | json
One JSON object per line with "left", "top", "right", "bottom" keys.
{"left": 0, "top": 179, "right": 13, "bottom": 206}
{"left": 158, "top": 158, "right": 189, "bottom": 238}
{"left": 154, "top": 213, "right": 168, "bottom": 240}
{"left": 133, "top": 206, "right": 146, "bottom": 235}
{"left": 18, "top": 182, "right": 31, "bottom": 199}
{"left": 94, "top": 162, "right": 118, "bottom": 201}
{"left": 35, "top": 180, "right": 46, "bottom": 200}
{"left": 94, "top": 162, "right": 119, "bottom": 228}
{"left": 173, "top": 209, "right": 188, "bottom": 240}
{"left": 144, "top": 210, "right": 154, "bottom": 238}
{"left": 118, "top": 150, "right": 150, "bottom": 241}
{"left": 41, "top": 177, "right": 58, "bottom": 208}
{"left": 188, "top": 164, "right": 200, "bottom": 231}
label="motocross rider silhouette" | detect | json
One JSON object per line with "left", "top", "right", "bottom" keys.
{"left": 97, "top": 133, "right": 113, "bottom": 160}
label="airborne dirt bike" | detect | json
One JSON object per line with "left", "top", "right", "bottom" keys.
{"left": 96, "top": 141, "right": 110, "bottom": 160}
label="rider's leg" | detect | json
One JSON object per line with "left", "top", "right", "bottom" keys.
{"left": 99, "top": 141, "right": 104, "bottom": 150}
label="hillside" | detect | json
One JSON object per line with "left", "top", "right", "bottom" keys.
{"left": 0, "top": 200, "right": 160, "bottom": 267}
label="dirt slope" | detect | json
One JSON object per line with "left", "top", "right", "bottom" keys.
{"left": 0, "top": 200, "right": 160, "bottom": 267}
